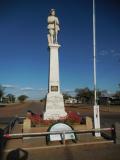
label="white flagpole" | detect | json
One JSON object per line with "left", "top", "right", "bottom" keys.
{"left": 93, "top": 0, "right": 97, "bottom": 105}
{"left": 93, "top": 0, "right": 101, "bottom": 137}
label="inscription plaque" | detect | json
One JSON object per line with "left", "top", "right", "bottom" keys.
{"left": 51, "top": 86, "right": 58, "bottom": 92}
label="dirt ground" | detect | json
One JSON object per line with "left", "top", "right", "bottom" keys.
{"left": 0, "top": 101, "right": 120, "bottom": 118}
{"left": 1, "top": 102, "right": 120, "bottom": 160}
{"left": 21, "top": 143, "right": 120, "bottom": 160}
{"left": 2, "top": 143, "right": 120, "bottom": 160}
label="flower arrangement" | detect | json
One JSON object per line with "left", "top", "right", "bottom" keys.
{"left": 27, "top": 110, "right": 82, "bottom": 127}
{"left": 65, "top": 111, "right": 81, "bottom": 124}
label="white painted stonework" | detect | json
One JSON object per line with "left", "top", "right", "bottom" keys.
{"left": 44, "top": 9, "right": 67, "bottom": 120}
{"left": 44, "top": 44, "right": 67, "bottom": 120}
{"left": 48, "top": 44, "right": 60, "bottom": 93}
{"left": 94, "top": 105, "right": 101, "bottom": 137}
{"left": 44, "top": 92, "right": 67, "bottom": 120}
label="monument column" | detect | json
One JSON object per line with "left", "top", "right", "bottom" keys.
{"left": 44, "top": 9, "right": 67, "bottom": 120}
{"left": 49, "top": 44, "right": 60, "bottom": 93}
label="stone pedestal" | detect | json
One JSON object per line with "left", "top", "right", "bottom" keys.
{"left": 44, "top": 44, "right": 67, "bottom": 120}
{"left": 44, "top": 92, "right": 67, "bottom": 120}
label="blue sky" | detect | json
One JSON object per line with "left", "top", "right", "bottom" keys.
{"left": 0, "top": 0, "right": 120, "bottom": 99}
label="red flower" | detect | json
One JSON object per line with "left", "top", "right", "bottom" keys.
{"left": 29, "top": 114, "right": 42, "bottom": 124}
{"left": 66, "top": 111, "right": 81, "bottom": 123}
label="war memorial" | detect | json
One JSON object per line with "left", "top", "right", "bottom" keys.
{"left": 3, "top": 8, "right": 119, "bottom": 141}
{"left": 1, "top": 6, "right": 120, "bottom": 160}
{"left": 21, "top": 9, "right": 94, "bottom": 142}
{"left": 44, "top": 9, "right": 67, "bottom": 120}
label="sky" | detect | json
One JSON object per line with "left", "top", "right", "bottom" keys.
{"left": 0, "top": 0, "right": 120, "bottom": 99}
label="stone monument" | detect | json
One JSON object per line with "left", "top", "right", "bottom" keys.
{"left": 44, "top": 9, "right": 67, "bottom": 120}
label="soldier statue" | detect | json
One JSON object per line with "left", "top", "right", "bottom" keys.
{"left": 47, "top": 9, "right": 60, "bottom": 44}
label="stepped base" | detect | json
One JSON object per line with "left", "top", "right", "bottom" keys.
{"left": 44, "top": 93, "right": 67, "bottom": 120}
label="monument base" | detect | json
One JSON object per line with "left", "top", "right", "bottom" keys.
{"left": 44, "top": 92, "right": 67, "bottom": 120}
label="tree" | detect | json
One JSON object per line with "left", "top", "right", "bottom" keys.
{"left": 114, "top": 84, "right": 120, "bottom": 98}
{"left": 114, "top": 91, "right": 120, "bottom": 98}
{"left": 75, "top": 87, "right": 102, "bottom": 104}
{"left": 118, "top": 83, "right": 120, "bottom": 89}
{"left": 0, "top": 85, "right": 5, "bottom": 102}
{"left": 6, "top": 94, "right": 16, "bottom": 103}
{"left": 75, "top": 87, "right": 94, "bottom": 104}
{"left": 18, "top": 95, "right": 28, "bottom": 103}
{"left": 63, "top": 93, "right": 71, "bottom": 100}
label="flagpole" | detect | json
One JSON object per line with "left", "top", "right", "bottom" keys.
{"left": 93, "top": 0, "right": 101, "bottom": 137}
{"left": 93, "top": 0, "right": 97, "bottom": 106}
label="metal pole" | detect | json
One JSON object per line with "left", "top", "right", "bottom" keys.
{"left": 93, "top": 0, "right": 97, "bottom": 106}
{"left": 3, "top": 128, "right": 114, "bottom": 139}
{"left": 93, "top": 0, "right": 101, "bottom": 137}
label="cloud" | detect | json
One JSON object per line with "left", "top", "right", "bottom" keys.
{"left": 113, "top": 52, "right": 120, "bottom": 57}
{"left": 101, "top": 90, "right": 113, "bottom": 97}
{"left": 20, "top": 87, "right": 34, "bottom": 91}
{"left": 62, "top": 89, "right": 76, "bottom": 96}
{"left": 110, "top": 49, "right": 115, "bottom": 53}
{"left": 1, "top": 84, "right": 48, "bottom": 100}
{"left": 37, "top": 88, "right": 47, "bottom": 91}
{"left": 39, "top": 89, "right": 47, "bottom": 94}
{"left": 98, "top": 49, "right": 120, "bottom": 63}
{"left": 20, "top": 87, "right": 48, "bottom": 98}
{"left": 98, "top": 50, "right": 109, "bottom": 56}
{"left": 2, "top": 84, "right": 16, "bottom": 89}
{"left": 19, "top": 88, "right": 47, "bottom": 100}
